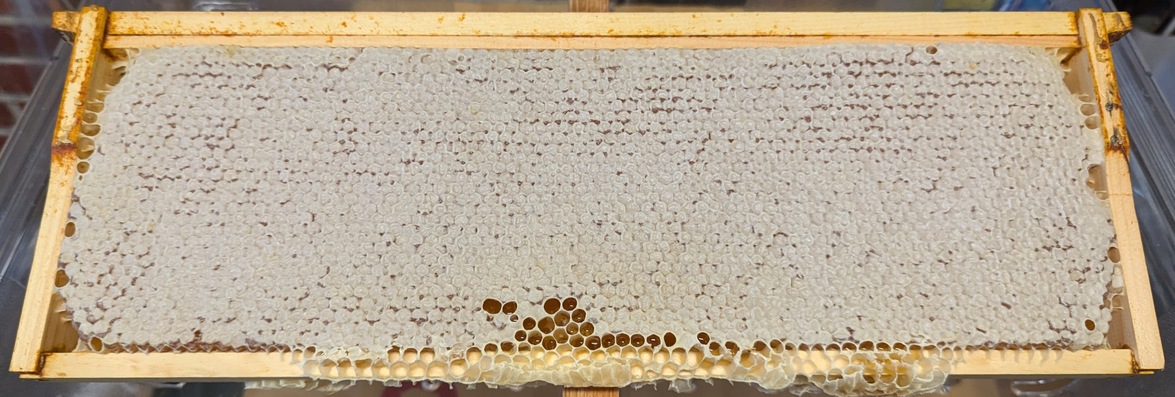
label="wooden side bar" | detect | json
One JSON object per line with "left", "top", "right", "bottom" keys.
{"left": 1077, "top": 8, "right": 1164, "bottom": 373}
{"left": 9, "top": 5, "right": 107, "bottom": 374}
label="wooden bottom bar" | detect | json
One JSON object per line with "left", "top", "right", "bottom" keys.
{"left": 566, "top": 387, "right": 619, "bottom": 397}
{"left": 24, "top": 349, "right": 1139, "bottom": 381}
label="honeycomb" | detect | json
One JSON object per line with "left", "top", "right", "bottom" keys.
{"left": 58, "top": 45, "right": 1117, "bottom": 395}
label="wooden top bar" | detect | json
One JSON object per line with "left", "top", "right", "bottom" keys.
{"left": 50, "top": 11, "right": 1132, "bottom": 38}
{"left": 51, "top": 10, "right": 1131, "bottom": 50}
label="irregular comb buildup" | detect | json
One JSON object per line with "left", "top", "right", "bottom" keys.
{"left": 60, "top": 45, "right": 1117, "bottom": 395}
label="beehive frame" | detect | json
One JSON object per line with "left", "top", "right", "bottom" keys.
{"left": 10, "top": 5, "right": 1163, "bottom": 384}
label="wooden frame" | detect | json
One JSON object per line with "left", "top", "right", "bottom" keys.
{"left": 12, "top": 6, "right": 1162, "bottom": 384}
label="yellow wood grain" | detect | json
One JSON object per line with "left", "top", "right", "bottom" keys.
{"left": 569, "top": 0, "right": 608, "bottom": 13}
{"left": 9, "top": 5, "right": 106, "bottom": 374}
{"left": 1077, "top": 8, "right": 1163, "bottom": 373}
{"left": 51, "top": 11, "right": 78, "bottom": 33}
{"left": 102, "top": 34, "right": 1081, "bottom": 49}
{"left": 95, "top": 11, "right": 1088, "bottom": 37}
{"left": 27, "top": 349, "right": 1140, "bottom": 381}
{"left": 565, "top": 387, "right": 618, "bottom": 397}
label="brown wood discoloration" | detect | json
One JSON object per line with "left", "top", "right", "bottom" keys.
{"left": 52, "top": 9, "right": 107, "bottom": 145}
{"left": 1104, "top": 12, "right": 1132, "bottom": 43}
{"left": 50, "top": 142, "right": 77, "bottom": 162}
{"left": 1077, "top": 8, "right": 1163, "bottom": 373}
{"left": 1079, "top": 10, "right": 1130, "bottom": 155}
{"left": 10, "top": 5, "right": 106, "bottom": 374}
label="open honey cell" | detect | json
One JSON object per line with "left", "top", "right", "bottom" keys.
{"left": 11, "top": 7, "right": 1161, "bottom": 397}
{"left": 663, "top": 332, "right": 676, "bottom": 347}
{"left": 709, "top": 342, "right": 723, "bottom": 356}
{"left": 482, "top": 299, "right": 502, "bottom": 315}
{"left": 542, "top": 299, "right": 561, "bottom": 315}
{"left": 537, "top": 317, "right": 556, "bottom": 334}
{"left": 554, "top": 312, "right": 571, "bottom": 327}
